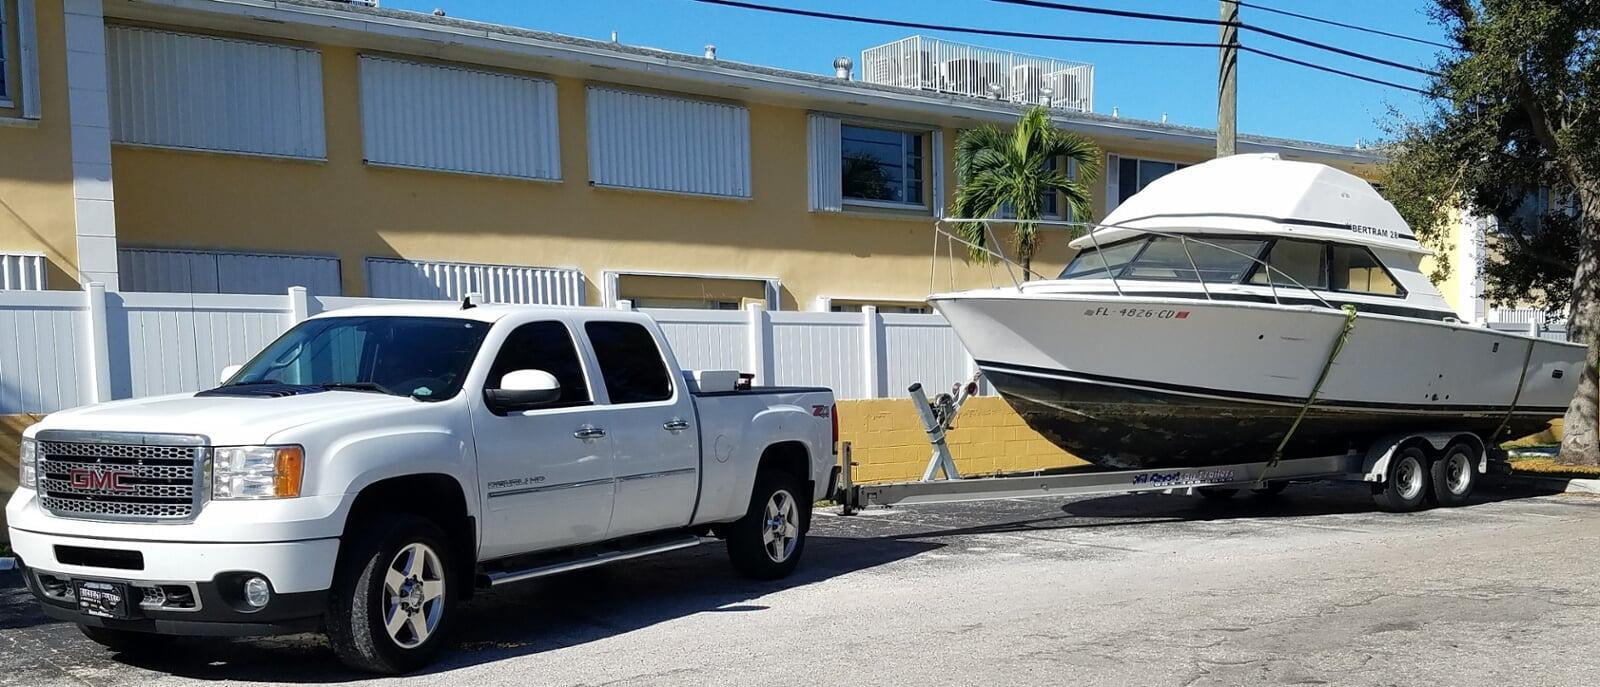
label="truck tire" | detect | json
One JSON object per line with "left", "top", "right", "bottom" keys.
{"left": 326, "top": 513, "right": 458, "bottom": 674}
{"left": 727, "top": 470, "right": 808, "bottom": 580}
{"left": 78, "top": 625, "right": 176, "bottom": 654}
{"left": 1429, "top": 442, "right": 1478, "bottom": 507}
{"left": 1372, "top": 446, "right": 1431, "bottom": 513}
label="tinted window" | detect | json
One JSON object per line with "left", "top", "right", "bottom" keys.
{"left": 1060, "top": 240, "right": 1144, "bottom": 279}
{"left": 229, "top": 316, "right": 488, "bottom": 400}
{"left": 1331, "top": 245, "right": 1402, "bottom": 295}
{"left": 841, "top": 125, "right": 923, "bottom": 205}
{"left": 486, "top": 321, "right": 590, "bottom": 404}
{"left": 1122, "top": 237, "right": 1266, "bottom": 282}
{"left": 1251, "top": 240, "right": 1328, "bottom": 289}
{"left": 585, "top": 321, "right": 673, "bottom": 404}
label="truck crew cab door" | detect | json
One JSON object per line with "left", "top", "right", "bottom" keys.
{"left": 580, "top": 320, "right": 700, "bottom": 538}
{"left": 471, "top": 319, "right": 614, "bottom": 559}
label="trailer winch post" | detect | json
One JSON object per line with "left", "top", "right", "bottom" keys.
{"left": 911, "top": 374, "right": 982, "bottom": 482}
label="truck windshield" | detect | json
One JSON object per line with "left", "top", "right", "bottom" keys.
{"left": 224, "top": 316, "right": 490, "bottom": 401}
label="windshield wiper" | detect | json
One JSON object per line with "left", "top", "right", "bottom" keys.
{"left": 223, "top": 379, "right": 282, "bottom": 387}
{"left": 320, "top": 382, "right": 398, "bottom": 396}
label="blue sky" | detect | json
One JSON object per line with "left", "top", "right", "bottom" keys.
{"left": 384, "top": 1, "right": 1448, "bottom": 147}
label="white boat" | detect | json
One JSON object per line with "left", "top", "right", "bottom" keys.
{"left": 931, "top": 154, "right": 1584, "bottom": 470}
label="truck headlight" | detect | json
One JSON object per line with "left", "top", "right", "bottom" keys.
{"left": 19, "top": 437, "right": 36, "bottom": 490}
{"left": 213, "top": 445, "right": 304, "bottom": 500}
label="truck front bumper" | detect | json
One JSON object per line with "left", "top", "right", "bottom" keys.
{"left": 9, "top": 528, "right": 339, "bottom": 636}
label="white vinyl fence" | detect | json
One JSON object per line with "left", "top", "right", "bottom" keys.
{"left": 0, "top": 286, "right": 980, "bottom": 415}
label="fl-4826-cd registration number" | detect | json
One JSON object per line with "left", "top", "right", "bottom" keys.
{"left": 1083, "top": 307, "right": 1191, "bottom": 320}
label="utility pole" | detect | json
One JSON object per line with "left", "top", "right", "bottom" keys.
{"left": 1217, "top": 0, "right": 1239, "bottom": 158}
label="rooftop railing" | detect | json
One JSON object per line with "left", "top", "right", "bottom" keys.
{"left": 861, "top": 36, "right": 1094, "bottom": 113}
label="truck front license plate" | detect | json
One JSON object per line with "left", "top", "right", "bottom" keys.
{"left": 74, "top": 579, "right": 132, "bottom": 619}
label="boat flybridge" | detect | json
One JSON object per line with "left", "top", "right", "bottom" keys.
{"left": 929, "top": 154, "right": 1584, "bottom": 473}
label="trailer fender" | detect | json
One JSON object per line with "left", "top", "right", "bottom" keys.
{"left": 1362, "top": 432, "right": 1487, "bottom": 482}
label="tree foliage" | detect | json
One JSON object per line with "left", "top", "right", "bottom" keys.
{"left": 1381, "top": 0, "right": 1600, "bottom": 464}
{"left": 952, "top": 106, "right": 1101, "bottom": 279}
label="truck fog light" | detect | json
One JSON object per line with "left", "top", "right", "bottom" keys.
{"left": 244, "top": 577, "right": 271, "bottom": 608}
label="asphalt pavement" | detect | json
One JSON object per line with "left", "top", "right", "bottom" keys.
{"left": 3, "top": 481, "right": 1598, "bottom": 686}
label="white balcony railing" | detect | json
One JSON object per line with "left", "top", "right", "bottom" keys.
{"left": 861, "top": 36, "right": 1094, "bottom": 113}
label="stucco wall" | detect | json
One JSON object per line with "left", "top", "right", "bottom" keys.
{"left": 107, "top": 45, "right": 1083, "bottom": 309}
{"left": 0, "top": 0, "right": 79, "bottom": 289}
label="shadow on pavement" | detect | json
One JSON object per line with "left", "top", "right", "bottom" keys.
{"left": 55, "top": 534, "right": 937, "bottom": 683}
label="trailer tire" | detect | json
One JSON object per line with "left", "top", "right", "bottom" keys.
{"left": 79, "top": 625, "right": 177, "bottom": 654}
{"left": 1197, "top": 487, "right": 1238, "bottom": 500}
{"left": 1429, "top": 442, "right": 1478, "bottom": 507}
{"left": 1372, "top": 446, "right": 1431, "bottom": 512}
{"left": 727, "top": 470, "right": 808, "bottom": 580}
{"left": 326, "top": 513, "right": 458, "bottom": 675}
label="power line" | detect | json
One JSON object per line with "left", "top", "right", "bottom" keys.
{"left": 688, "top": 0, "right": 1222, "bottom": 48}
{"left": 689, "top": 0, "right": 1432, "bottom": 97}
{"left": 992, "top": 0, "right": 1440, "bottom": 77}
{"left": 1235, "top": 0, "right": 1459, "bottom": 51}
{"left": 1241, "top": 47, "right": 1433, "bottom": 96}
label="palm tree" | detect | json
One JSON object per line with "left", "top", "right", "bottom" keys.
{"left": 953, "top": 106, "right": 1100, "bottom": 279}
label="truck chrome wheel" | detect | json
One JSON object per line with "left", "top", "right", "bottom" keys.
{"left": 383, "top": 543, "right": 446, "bottom": 648}
{"left": 762, "top": 490, "right": 800, "bottom": 563}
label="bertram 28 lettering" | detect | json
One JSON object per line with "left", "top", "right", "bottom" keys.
{"left": 1083, "top": 307, "right": 1191, "bottom": 320}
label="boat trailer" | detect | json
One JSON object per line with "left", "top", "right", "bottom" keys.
{"left": 835, "top": 376, "right": 1491, "bottom": 515}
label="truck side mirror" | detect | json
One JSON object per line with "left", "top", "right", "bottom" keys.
{"left": 484, "top": 369, "right": 562, "bottom": 413}
{"left": 219, "top": 364, "right": 243, "bottom": 385}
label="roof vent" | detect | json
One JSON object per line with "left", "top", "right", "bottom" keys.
{"left": 833, "top": 56, "right": 853, "bottom": 80}
{"left": 705, "top": 44, "right": 717, "bottom": 59}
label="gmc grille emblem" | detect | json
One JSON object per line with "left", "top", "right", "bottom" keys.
{"left": 68, "top": 468, "right": 133, "bottom": 493}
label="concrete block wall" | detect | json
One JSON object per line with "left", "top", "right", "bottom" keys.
{"left": 835, "top": 397, "right": 1087, "bottom": 483}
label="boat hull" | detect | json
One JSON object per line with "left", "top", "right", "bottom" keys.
{"left": 934, "top": 292, "right": 1583, "bottom": 470}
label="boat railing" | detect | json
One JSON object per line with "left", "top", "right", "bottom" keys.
{"left": 932, "top": 217, "right": 1339, "bottom": 311}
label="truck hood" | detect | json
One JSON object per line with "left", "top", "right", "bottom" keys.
{"left": 30, "top": 390, "right": 428, "bottom": 445}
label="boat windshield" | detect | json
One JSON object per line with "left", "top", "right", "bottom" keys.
{"left": 1060, "top": 236, "right": 1267, "bottom": 283}
{"left": 223, "top": 316, "right": 491, "bottom": 400}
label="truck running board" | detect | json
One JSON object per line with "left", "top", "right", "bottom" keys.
{"left": 482, "top": 533, "right": 705, "bottom": 587}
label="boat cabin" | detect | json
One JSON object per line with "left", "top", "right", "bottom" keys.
{"left": 1025, "top": 154, "right": 1454, "bottom": 321}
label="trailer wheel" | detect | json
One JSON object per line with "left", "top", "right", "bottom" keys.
{"left": 1429, "top": 442, "right": 1478, "bottom": 507}
{"left": 727, "top": 470, "right": 808, "bottom": 580}
{"left": 1372, "top": 446, "right": 1431, "bottom": 512}
{"left": 1196, "top": 487, "right": 1238, "bottom": 500}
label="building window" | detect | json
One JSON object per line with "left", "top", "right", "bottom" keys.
{"left": 1, "top": 0, "right": 11, "bottom": 105}
{"left": 365, "top": 257, "right": 583, "bottom": 305}
{"left": 106, "top": 26, "right": 326, "bottom": 158}
{"left": 118, "top": 248, "right": 342, "bottom": 295}
{"left": 587, "top": 87, "right": 751, "bottom": 198}
{"left": 1, "top": 252, "right": 45, "bottom": 290}
{"left": 841, "top": 124, "right": 924, "bottom": 207}
{"left": 1106, "top": 154, "right": 1190, "bottom": 213}
{"left": 613, "top": 273, "right": 772, "bottom": 310}
{"left": 360, "top": 56, "right": 561, "bottom": 181}
{"left": 828, "top": 299, "right": 930, "bottom": 314}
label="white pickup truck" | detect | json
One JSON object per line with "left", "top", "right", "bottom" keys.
{"left": 5, "top": 303, "right": 837, "bottom": 673}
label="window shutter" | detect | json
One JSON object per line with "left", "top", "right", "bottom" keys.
{"left": 929, "top": 128, "right": 945, "bottom": 217}
{"left": 1105, "top": 153, "right": 1121, "bottom": 214}
{"left": 807, "top": 113, "right": 842, "bottom": 212}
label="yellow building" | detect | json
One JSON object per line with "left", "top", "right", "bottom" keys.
{"left": 1, "top": 0, "right": 1396, "bottom": 312}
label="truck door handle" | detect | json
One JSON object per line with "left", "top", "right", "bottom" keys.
{"left": 663, "top": 419, "right": 690, "bottom": 432}
{"left": 573, "top": 425, "right": 606, "bottom": 440}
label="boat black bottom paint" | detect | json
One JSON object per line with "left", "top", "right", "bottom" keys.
{"left": 982, "top": 367, "right": 1559, "bottom": 470}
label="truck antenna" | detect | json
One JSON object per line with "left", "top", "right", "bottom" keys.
{"left": 460, "top": 293, "right": 476, "bottom": 310}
